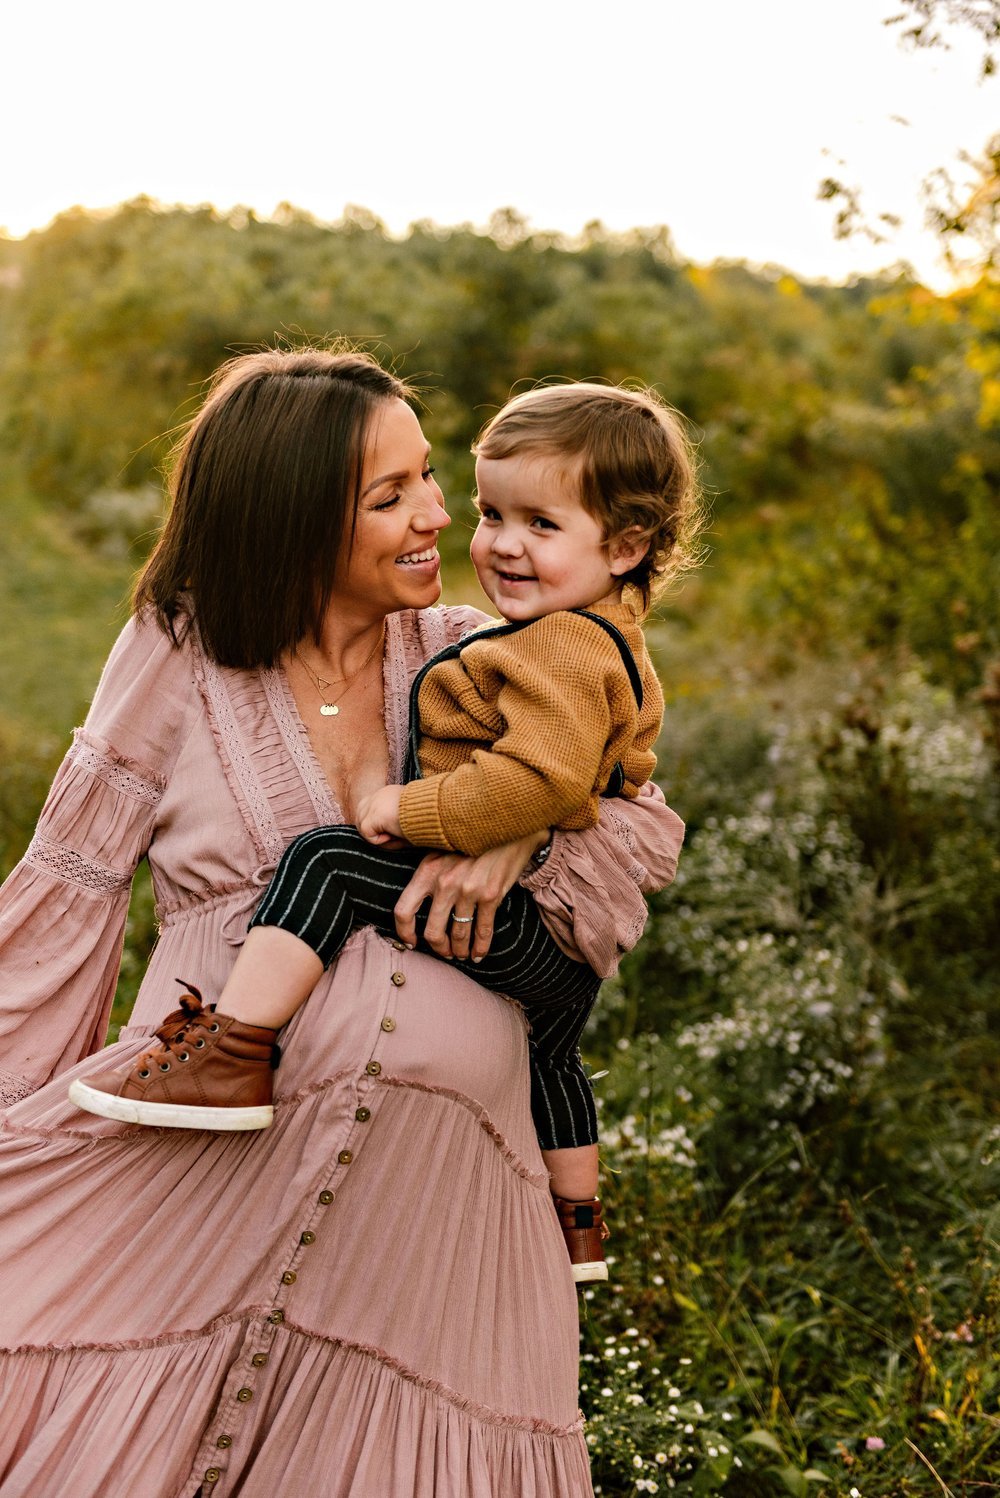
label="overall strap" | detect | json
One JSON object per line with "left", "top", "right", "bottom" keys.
{"left": 403, "top": 617, "right": 532, "bottom": 783}
{"left": 570, "top": 610, "right": 644, "bottom": 797}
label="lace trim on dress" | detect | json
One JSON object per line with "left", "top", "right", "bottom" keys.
{"left": 0, "top": 1069, "right": 34, "bottom": 1108}
{"left": 603, "top": 801, "right": 638, "bottom": 856}
{"left": 189, "top": 633, "right": 285, "bottom": 864}
{"left": 262, "top": 668, "right": 339, "bottom": 826}
{"left": 70, "top": 732, "right": 166, "bottom": 806}
{"left": 25, "top": 836, "right": 133, "bottom": 895}
{"left": 383, "top": 611, "right": 412, "bottom": 786}
{"left": 608, "top": 807, "right": 649, "bottom": 950}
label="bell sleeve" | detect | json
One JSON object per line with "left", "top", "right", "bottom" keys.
{"left": 0, "top": 616, "right": 193, "bottom": 1104}
{"left": 519, "top": 781, "right": 685, "bottom": 979}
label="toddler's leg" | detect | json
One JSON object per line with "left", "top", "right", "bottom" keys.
{"left": 215, "top": 927, "right": 323, "bottom": 1030}
{"left": 447, "top": 888, "right": 611, "bottom": 1282}
{"left": 529, "top": 1025, "right": 611, "bottom": 1284}
{"left": 225, "top": 824, "right": 426, "bottom": 1028}
{"left": 540, "top": 1143, "right": 599, "bottom": 1201}
{"left": 248, "top": 826, "right": 425, "bottom": 965}
{"left": 69, "top": 828, "right": 425, "bottom": 1132}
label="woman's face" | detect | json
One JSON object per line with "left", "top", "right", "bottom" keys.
{"left": 336, "top": 399, "right": 450, "bottom": 620}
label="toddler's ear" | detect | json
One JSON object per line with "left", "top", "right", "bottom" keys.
{"left": 608, "top": 526, "right": 649, "bottom": 576}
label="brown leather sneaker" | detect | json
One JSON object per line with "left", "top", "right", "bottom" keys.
{"left": 68, "top": 985, "right": 280, "bottom": 1131}
{"left": 553, "top": 1196, "right": 611, "bottom": 1284}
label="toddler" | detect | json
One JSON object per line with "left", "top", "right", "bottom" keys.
{"left": 71, "top": 381, "right": 699, "bottom": 1282}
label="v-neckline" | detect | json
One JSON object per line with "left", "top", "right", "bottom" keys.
{"left": 261, "top": 611, "right": 409, "bottom": 828}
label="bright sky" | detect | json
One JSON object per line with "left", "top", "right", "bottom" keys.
{"left": 3, "top": 0, "right": 996, "bottom": 287}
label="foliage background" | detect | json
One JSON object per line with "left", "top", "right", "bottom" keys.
{"left": 0, "top": 200, "right": 997, "bottom": 1494}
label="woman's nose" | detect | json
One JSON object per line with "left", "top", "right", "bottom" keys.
{"left": 415, "top": 493, "right": 451, "bottom": 533}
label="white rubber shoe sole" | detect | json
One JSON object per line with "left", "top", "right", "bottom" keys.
{"left": 571, "top": 1261, "right": 610, "bottom": 1283}
{"left": 68, "top": 1078, "right": 273, "bottom": 1131}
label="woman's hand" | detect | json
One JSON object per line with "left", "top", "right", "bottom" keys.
{"left": 394, "top": 829, "right": 549, "bottom": 962}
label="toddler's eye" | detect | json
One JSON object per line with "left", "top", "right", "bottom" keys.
{"left": 531, "top": 516, "right": 558, "bottom": 530}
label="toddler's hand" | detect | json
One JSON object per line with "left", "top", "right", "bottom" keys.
{"left": 356, "top": 785, "right": 406, "bottom": 846}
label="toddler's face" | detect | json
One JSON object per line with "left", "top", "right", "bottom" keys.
{"left": 471, "top": 452, "right": 625, "bottom": 621}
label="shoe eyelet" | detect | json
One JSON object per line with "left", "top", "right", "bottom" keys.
{"left": 138, "top": 1068, "right": 150, "bottom": 1079}
{"left": 178, "top": 1052, "right": 190, "bottom": 1062}
{"left": 194, "top": 1038, "right": 206, "bottom": 1048}
{"left": 209, "top": 1023, "right": 220, "bottom": 1033}
{"left": 159, "top": 1062, "right": 171, "bottom": 1072}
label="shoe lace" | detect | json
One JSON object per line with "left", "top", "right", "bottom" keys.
{"left": 134, "top": 981, "right": 219, "bottom": 1071}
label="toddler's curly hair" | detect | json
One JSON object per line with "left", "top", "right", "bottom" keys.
{"left": 473, "top": 381, "right": 704, "bottom": 610}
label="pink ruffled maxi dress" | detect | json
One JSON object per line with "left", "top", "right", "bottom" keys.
{"left": 0, "top": 604, "right": 683, "bottom": 1498}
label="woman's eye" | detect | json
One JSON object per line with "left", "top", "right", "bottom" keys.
{"left": 422, "top": 466, "right": 437, "bottom": 480}
{"left": 372, "top": 495, "right": 401, "bottom": 512}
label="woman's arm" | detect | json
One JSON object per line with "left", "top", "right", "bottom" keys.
{"left": 391, "top": 783, "right": 682, "bottom": 972}
{"left": 0, "top": 618, "right": 193, "bottom": 1102}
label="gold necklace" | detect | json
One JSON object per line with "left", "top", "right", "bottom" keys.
{"left": 295, "top": 630, "right": 384, "bottom": 718}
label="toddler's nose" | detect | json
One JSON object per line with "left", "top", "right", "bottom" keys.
{"left": 492, "top": 526, "right": 523, "bottom": 557}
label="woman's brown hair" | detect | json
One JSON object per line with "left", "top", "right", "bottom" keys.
{"left": 473, "top": 382, "right": 704, "bottom": 611}
{"left": 134, "top": 347, "right": 410, "bottom": 668}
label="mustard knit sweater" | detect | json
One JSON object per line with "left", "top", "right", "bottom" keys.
{"left": 398, "top": 601, "right": 664, "bottom": 857}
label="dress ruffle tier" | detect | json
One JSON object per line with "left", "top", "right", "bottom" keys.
{"left": 0, "top": 925, "right": 590, "bottom": 1495}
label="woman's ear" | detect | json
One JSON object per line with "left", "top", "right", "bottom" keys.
{"left": 607, "top": 526, "right": 650, "bottom": 577}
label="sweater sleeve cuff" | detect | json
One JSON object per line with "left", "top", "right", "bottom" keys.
{"left": 398, "top": 777, "right": 457, "bottom": 851}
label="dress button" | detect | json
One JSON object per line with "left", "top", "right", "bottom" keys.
{"left": 236, "top": 1387, "right": 253, "bottom": 1403}
{"left": 318, "top": 1190, "right": 334, "bottom": 1204}
{"left": 281, "top": 1270, "right": 297, "bottom": 1285}
{"left": 300, "top": 1231, "right": 316, "bottom": 1245}
{"left": 355, "top": 1107, "right": 371, "bottom": 1122}
{"left": 252, "top": 1352, "right": 268, "bottom": 1367}
{"left": 216, "top": 1435, "right": 233, "bottom": 1449}
{"left": 391, "top": 940, "right": 406, "bottom": 951}
{"left": 365, "top": 1061, "right": 381, "bottom": 1076}
{"left": 391, "top": 971, "right": 406, "bottom": 987}
{"left": 204, "top": 1468, "right": 221, "bottom": 1483}
{"left": 270, "top": 1309, "right": 285, "bottom": 1324}
{"left": 338, "top": 1149, "right": 353, "bottom": 1165}
{"left": 381, "top": 1017, "right": 396, "bottom": 1032}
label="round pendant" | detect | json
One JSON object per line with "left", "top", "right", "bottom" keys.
{"left": 320, "top": 703, "right": 339, "bottom": 717}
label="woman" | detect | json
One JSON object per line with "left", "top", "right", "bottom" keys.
{"left": 0, "top": 348, "right": 683, "bottom": 1497}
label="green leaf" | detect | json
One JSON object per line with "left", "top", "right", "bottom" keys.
{"left": 804, "top": 1470, "right": 831, "bottom": 1483}
{"left": 742, "top": 1429, "right": 785, "bottom": 1457}
{"left": 777, "top": 1468, "right": 809, "bottom": 1498}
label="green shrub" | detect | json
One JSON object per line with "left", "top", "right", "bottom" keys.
{"left": 581, "top": 665, "right": 1000, "bottom": 1495}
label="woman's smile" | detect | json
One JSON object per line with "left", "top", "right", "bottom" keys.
{"left": 338, "top": 399, "right": 450, "bottom": 615}
{"left": 395, "top": 544, "right": 441, "bottom": 573}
